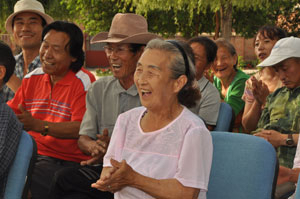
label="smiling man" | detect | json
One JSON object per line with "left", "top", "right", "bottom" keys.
{"left": 48, "top": 13, "right": 159, "bottom": 199}
{"left": 253, "top": 37, "right": 300, "bottom": 169}
{"left": 2, "top": 0, "right": 53, "bottom": 102}
{"left": 7, "top": 21, "right": 95, "bottom": 199}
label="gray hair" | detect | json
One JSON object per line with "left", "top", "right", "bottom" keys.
{"left": 145, "top": 39, "right": 196, "bottom": 80}
{"left": 215, "top": 38, "right": 238, "bottom": 69}
{"left": 144, "top": 38, "right": 200, "bottom": 108}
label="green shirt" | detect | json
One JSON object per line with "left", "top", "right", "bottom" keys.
{"left": 255, "top": 86, "right": 300, "bottom": 168}
{"left": 214, "top": 69, "right": 249, "bottom": 116}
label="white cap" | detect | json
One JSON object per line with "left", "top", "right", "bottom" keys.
{"left": 257, "top": 36, "right": 300, "bottom": 67}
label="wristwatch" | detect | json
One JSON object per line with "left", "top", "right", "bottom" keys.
{"left": 286, "top": 134, "right": 294, "bottom": 146}
{"left": 41, "top": 121, "right": 49, "bottom": 136}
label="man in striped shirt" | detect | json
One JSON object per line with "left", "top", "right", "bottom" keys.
{"left": 7, "top": 21, "right": 95, "bottom": 199}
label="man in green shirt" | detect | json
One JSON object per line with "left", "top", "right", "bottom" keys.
{"left": 254, "top": 36, "right": 300, "bottom": 168}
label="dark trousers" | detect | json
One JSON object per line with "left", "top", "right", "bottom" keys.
{"left": 48, "top": 164, "right": 113, "bottom": 199}
{"left": 30, "top": 155, "right": 79, "bottom": 199}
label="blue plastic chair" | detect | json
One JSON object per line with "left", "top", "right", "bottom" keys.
{"left": 214, "top": 102, "right": 234, "bottom": 132}
{"left": 207, "top": 131, "right": 278, "bottom": 199}
{"left": 4, "top": 131, "right": 37, "bottom": 199}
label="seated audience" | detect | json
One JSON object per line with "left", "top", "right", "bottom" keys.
{"left": 3, "top": 0, "right": 53, "bottom": 102}
{"left": 242, "top": 25, "right": 286, "bottom": 133}
{"left": 7, "top": 21, "right": 95, "bottom": 199}
{"left": 253, "top": 36, "right": 300, "bottom": 168}
{"left": 0, "top": 41, "right": 23, "bottom": 198}
{"left": 92, "top": 38, "right": 213, "bottom": 199}
{"left": 188, "top": 36, "right": 221, "bottom": 130}
{"left": 213, "top": 38, "right": 249, "bottom": 132}
{"left": 48, "top": 13, "right": 159, "bottom": 199}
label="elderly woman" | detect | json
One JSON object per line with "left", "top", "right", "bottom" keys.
{"left": 242, "top": 25, "right": 286, "bottom": 133}
{"left": 91, "top": 39, "right": 213, "bottom": 199}
{"left": 213, "top": 38, "right": 249, "bottom": 132}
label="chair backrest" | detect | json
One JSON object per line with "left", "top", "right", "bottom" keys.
{"left": 214, "top": 102, "right": 234, "bottom": 132}
{"left": 207, "top": 131, "right": 278, "bottom": 199}
{"left": 4, "top": 131, "right": 37, "bottom": 199}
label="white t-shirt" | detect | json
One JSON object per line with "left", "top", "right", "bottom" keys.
{"left": 104, "top": 106, "right": 213, "bottom": 199}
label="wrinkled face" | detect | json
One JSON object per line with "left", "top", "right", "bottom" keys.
{"left": 40, "top": 30, "right": 76, "bottom": 81}
{"left": 104, "top": 43, "right": 141, "bottom": 84}
{"left": 190, "top": 42, "right": 209, "bottom": 80}
{"left": 134, "top": 49, "right": 179, "bottom": 111}
{"left": 13, "top": 12, "right": 44, "bottom": 50}
{"left": 274, "top": 58, "right": 300, "bottom": 89}
{"left": 212, "top": 47, "right": 237, "bottom": 79}
{"left": 254, "top": 32, "right": 278, "bottom": 62}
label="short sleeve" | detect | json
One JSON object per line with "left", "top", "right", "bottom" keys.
{"left": 226, "top": 78, "right": 247, "bottom": 116}
{"left": 70, "top": 86, "right": 88, "bottom": 122}
{"left": 103, "top": 114, "right": 126, "bottom": 167}
{"left": 175, "top": 126, "right": 213, "bottom": 191}
{"left": 198, "top": 84, "right": 220, "bottom": 125}
{"left": 7, "top": 79, "right": 27, "bottom": 114}
{"left": 79, "top": 84, "right": 100, "bottom": 139}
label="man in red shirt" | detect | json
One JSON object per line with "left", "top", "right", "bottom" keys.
{"left": 7, "top": 21, "right": 95, "bottom": 199}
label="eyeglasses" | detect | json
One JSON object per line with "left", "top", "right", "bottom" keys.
{"left": 103, "top": 45, "right": 132, "bottom": 56}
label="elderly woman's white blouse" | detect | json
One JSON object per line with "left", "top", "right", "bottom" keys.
{"left": 103, "top": 106, "right": 213, "bottom": 199}
{"left": 293, "top": 136, "right": 300, "bottom": 169}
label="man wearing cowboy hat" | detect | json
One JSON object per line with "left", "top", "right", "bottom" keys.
{"left": 2, "top": 0, "right": 53, "bottom": 102}
{"left": 48, "top": 13, "right": 159, "bottom": 199}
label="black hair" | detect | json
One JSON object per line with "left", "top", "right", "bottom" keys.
{"left": 0, "top": 41, "right": 16, "bottom": 84}
{"left": 188, "top": 36, "right": 218, "bottom": 65}
{"left": 129, "top": 43, "right": 146, "bottom": 54}
{"left": 42, "top": 21, "right": 84, "bottom": 72}
{"left": 254, "top": 25, "right": 286, "bottom": 46}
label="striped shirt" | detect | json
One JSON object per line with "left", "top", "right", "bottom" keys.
{"left": 1, "top": 53, "right": 41, "bottom": 102}
{"left": 7, "top": 68, "right": 95, "bottom": 162}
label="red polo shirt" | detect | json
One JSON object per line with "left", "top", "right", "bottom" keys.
{"left": 8, "top": 68, "right": 95, "bottom": 162}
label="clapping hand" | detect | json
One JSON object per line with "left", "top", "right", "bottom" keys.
{"left": 91, "top": 159, "right": 136, "bottom": 193}
{"left": 251, "top": 76, "right": 269, "bottom": 106}
{"left": 81, "top": 128, "right": 110, "bottom": 166}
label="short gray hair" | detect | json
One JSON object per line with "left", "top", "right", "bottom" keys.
{"left": 144, "top": 39, "right": 200, "bottom": 107}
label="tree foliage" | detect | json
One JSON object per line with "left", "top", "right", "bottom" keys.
{"left": 1, "top": 0, "right": 299, "bottom": 39}
{"left": 0, "top": 0, "right": 71, "bottom": 33}
{"left": 60, "top": 0, "right": 133, "bottom": 36}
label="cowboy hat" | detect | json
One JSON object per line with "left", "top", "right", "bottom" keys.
{"left": 5, "top": 0, "right": 53, "bottom": 33}
{"left": 91, "top": 13, "right": 159, "bottom": 44}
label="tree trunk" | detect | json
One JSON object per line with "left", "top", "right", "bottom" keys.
{"left": 194, "top": 12, "right": 201, "bottom": 36}
{"left": 214, "top": 11, "right": 220, "bottom": 40}
{"left": 220, "top": 0, "right": 232, "bottom": 41}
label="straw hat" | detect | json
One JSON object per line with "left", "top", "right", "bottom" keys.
{"left": 91, "top": 13, "right": 159, "bottom": 44}
{"left": 5, "top": 0, "right": 53, "bottom": 33}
